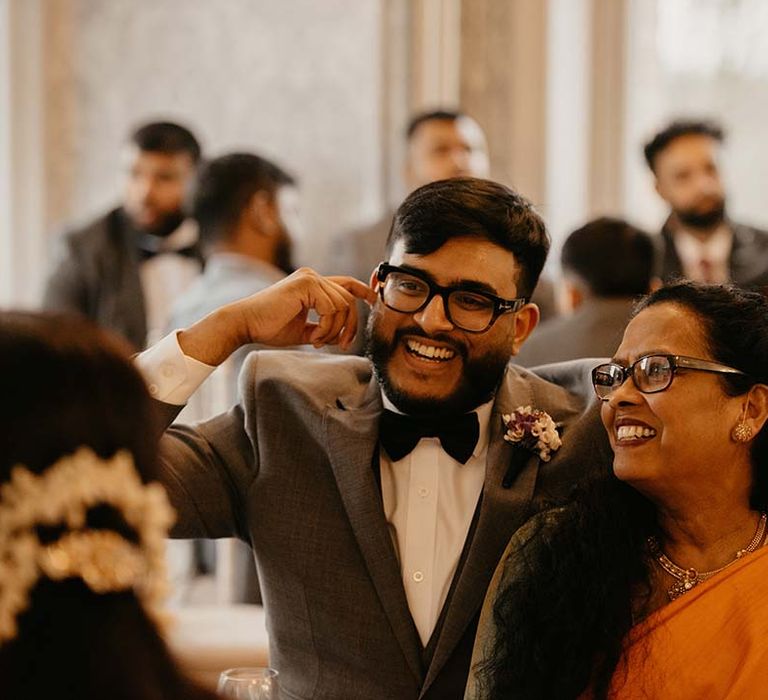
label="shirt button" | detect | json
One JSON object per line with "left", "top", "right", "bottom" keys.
{"left": 413, "top": 571, "right": 424, "bottom": 583}
{"left": 418, "top": 487, "right": 429, "bottom": 498}
{"left": 148, "top": 383, "right": 159, "bottom": 396}
{"left": 161, "top": 363, "right": 175, "bottom": 378}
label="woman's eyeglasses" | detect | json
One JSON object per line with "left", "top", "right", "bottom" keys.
{"left": 592, "top": 353, "right": 747, "bottom": 401}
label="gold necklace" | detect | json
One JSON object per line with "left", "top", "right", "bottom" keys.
{"left": 648, "top": 512, "right": 768, "bottom": 601}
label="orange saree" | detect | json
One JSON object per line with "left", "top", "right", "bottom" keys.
{"left": 601, "top": 544, "right": 768, "bottom": 699}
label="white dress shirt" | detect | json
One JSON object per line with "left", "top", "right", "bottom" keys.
{"left": 137, "top": 334, "right": 491, "bottom": 646}
{"left": 672, "top": 223, "right": 732, "bottom": 284}
{"left": 139, "top": 220, "right": 201, "bottom": 346}
{"left": 379, "top": 396, "right": 490, "bottom": 645}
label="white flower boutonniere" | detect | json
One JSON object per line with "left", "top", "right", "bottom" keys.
{"left": 502, "top": 405, "right": 562, "bottom": 462}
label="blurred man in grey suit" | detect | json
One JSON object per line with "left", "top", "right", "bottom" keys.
{"left": 515, "top": 217, "right": 656, "bottom": 367}
{"left": 644, "top": 119, "right": 768, "bottom": 291}
{"left": 42, "top": 121, "right": 203, "bottom": 349}
{"left": 138, "top": 178, "right": 611, "bottom": 699}
{"left": 332, "top": 110, "right": 490, "bottom": 287}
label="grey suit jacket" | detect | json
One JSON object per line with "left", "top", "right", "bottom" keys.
{"left": 42, "top": 208, "right": 149, "bottom": 349}
{"left": 658, "top": 219, "right": 768, "bottom": 291}
{"left": 514, "top": 297, "right": 634, "bottom": 367}
{"left": 156, "top": 352, "right": 611, "bottom": 699}
{"left": 42, "top": 207, "right": 203, "bottom": 350}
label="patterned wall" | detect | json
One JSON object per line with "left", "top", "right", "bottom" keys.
{"left": 43, "top": 0, "right": 386, "bottom": 270}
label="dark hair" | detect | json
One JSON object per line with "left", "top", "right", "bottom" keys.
{"left": 385, "top": 177, "right": 549, "bottom": 299}
{"left": 406, "top": 109, "right": 466, "bottom": 140}
{"left": 192, "top": 152, "right": 295, "bottom": 245}
{"left": 130, "top": 121, "right": 202, "bottom": 164}
{"left": 477, "top": 282, "right": 768, "bottom": 699}
{"left": 561, "top": 217, "right": 655, "bottom": 297}
{"left": 643, "top": 119, "right": 724, "bottom": 173}
{"left": 0, "top": 312, "right": 216, "bottom": 700}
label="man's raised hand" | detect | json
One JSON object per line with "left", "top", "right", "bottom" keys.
{"left": 178, "top": 268, "right": 378, "bottom": 366}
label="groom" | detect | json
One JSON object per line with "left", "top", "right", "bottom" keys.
{"left": 139, "top": 177, "right": 611, "bottom": 699}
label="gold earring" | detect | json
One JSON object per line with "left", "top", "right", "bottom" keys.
{"left": 732, "top": 422, "right": 753, "bottom": 443}
{"left": 732, "top": 405, "right": 753, "bottom": 443}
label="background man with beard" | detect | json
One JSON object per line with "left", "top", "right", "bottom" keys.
{"left": 170, "top": 152, "right": 298, "bottom": 334}
{"left": 166, "top": 152, "right": 300, "bottom": 603}
{"left": 136, "top": 178, "right": 611, "bottom": 699}
{"left": 644, "top": 119, "right": 768, "bottom": 290}
{"left": 42, "top": 121, "right": 203, "bottom": 349}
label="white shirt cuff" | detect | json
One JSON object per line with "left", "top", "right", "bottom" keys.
{"left": 135, "top": 331, "right": 215, "bottom": 405}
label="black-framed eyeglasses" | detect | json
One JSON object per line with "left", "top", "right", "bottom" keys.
{"left": 376, "top": 263, "right": 527, "bottom": 333}
{"left": 592, "top": 353, "right": 748, "bottom": 401}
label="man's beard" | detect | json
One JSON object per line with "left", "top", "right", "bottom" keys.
{"left": 364, "top": 314, "right": 510, "bottom": 417}
{"left": 675, "top": 199, "right": 726, "bottom": 231}
{"left": 127, "top": 209, "right": 185, "bottom": 238}
{"left": 274, "top": 234, "right": 295, "bottom": 275}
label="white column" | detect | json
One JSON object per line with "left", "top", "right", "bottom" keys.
{"left": 544, "top": 0, "right": 593, "bottom": 269}
{"left": 410, "top": 0, "right": 462, "bottom": 110}
{"left": 0, "top": 0, "right": 46, "bottom": 308}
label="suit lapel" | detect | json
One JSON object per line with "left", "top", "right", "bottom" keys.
{"left": 421, "top": 365, "right": 590, "bottom": 694}
{"left": 108, "top": 211, "right": 147, "bottom": 348}
{"left": 324, "top": 381, "right": 423, "bottom": 684}
{"left": 421, "top": 372, "right": 541, "bottom": 692}
{"left": 660, "top": 221, "right": 684, "bottom": 282}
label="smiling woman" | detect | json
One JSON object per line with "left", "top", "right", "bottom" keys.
{"left": 465, "top": 281, "right": 768, "bottom": 700}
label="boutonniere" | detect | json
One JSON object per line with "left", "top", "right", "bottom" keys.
{"left": 502, "top": 405, "right": 562, "bottom": 462}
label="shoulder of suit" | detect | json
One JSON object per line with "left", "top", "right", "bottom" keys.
{"left": 512, "top": 315, "right": 574, "bottom": 366}
{"left": 732, "top": 221, "right": 768, "bottom": 246}
{"left": 239, "top": 350, "right": 374, "bottom": 403}
{"left": 503, "top": 358, "right": 602, "bottom": 418}
{"left": 339, "top": 212, "right": 395, "bottom": 248}
{"left": 61, "top": 207, "right": 124, "bottom": 249}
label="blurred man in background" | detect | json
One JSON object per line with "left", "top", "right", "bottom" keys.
{"left": 332, "top": 109, "right": 490, "bottom": 287}
{"left": 42, "top": 121, "right": 203, "bottom": 349}
{"left": 645, "top": 119, "right": 768, "bottom": 290}
{"left": 514, "top": 217, "right": 656, "bottom": 367}
{"left": 168, "top": 152, "right": 299, "bottom": 604}
{"left": 170, "top": 152, "right": 298, "bottom": 332}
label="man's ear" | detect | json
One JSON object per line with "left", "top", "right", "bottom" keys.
{"left": 558, "top": 277, "right": 584, "bottom": 315}
{"left": 510, "top": 303, "right": 540, "bottom": 355}
{"left": 742, "top": 384, "right": 768, "bottom": 440}
{"left": 249, "top": 191, "right": 279, "bottom": 235}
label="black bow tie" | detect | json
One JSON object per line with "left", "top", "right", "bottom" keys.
{"left": 137, "top": 243, "right": 200, "bottom": 262}
{"left": 379, "top": 409, "right": 480, "bottom": 465}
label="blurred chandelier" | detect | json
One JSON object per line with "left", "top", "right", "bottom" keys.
{"left": 657, "top": 0, "right": 768, "bottom": 78}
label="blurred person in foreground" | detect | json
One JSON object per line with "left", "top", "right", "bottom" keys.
{"left": 136, "top": 177, "right": 612, "bottom": 699}
{"left": 42, "top": 121, "right": 203, "bottom": 349}
{"left": 515, "top": 217, "right": 657, "bottom": 367}
{"left": 467, "top": 282, "right": 768, "bottom": 699}
{"left": 645, "top": 119, "right": 768, "bottom": 289}
{"left": 0, "top": 312, "right": 216, "bottom": 700}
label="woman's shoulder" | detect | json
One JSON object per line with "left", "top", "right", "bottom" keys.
{"left": 497, "top": 505, "right": 575, "bottom": 577}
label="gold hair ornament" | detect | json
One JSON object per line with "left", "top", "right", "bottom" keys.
{"left": 0, "top": 448, "right": 175, "bottom": 643}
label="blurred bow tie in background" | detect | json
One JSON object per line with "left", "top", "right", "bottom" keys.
{"left": 379, "top": 409, "right": 480, "bottom": 464}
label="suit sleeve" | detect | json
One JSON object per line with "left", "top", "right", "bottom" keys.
{"left": 156, "top": 401, "right": 257, "bottom": 543}
{"left": 41, "top": 232, "right": 89, "bottom": 314}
